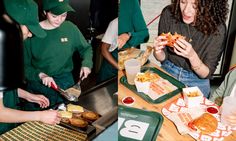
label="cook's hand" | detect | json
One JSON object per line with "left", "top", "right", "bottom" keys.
{"left": 153, "top": 35, "right": 168, "bottom": 54}
{"left": 38, "top": 110, "right": 61, "bottom": 125}
{"left": 80, "top": 67, "right": 91, "bottom": 80}
{"left": 25, "top": 94, "right": 50, "bottom": 108}
{"left": 173, "top": 38, "right": 196, "bottom": 59}
{"left": 39, "top": 72, "right": 56, "bottom": 88}
{"left": 118, "top": 33, "right": 130, "bottom": 49}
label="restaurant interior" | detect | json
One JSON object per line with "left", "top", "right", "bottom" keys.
{"left": 0, "top": 0, "right": 236, "bottom": 140}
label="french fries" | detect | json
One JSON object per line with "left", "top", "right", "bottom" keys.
{"left": 136, "top": 71, "right": 160, "bottom": 82}
{"left": 187, "top": 91, "right": 200, "bottom": 97}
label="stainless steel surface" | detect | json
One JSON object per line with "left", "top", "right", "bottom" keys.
{"left": 74, "top": 77, "right": 118, "bottom": 139}
{"left": 92, "top": 106, "right": 118, "bottom": 135}
{"left": 76, "top": 77, "right": 118, "bottom": 116}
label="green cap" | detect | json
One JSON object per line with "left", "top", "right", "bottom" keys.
{"left": 3, "top": 0, "right": 46, "bottom": 38}
{"left": 43, "top": 0, "right": 75, "bottom": 15}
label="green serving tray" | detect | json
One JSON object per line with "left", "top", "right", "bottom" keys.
{"left": 118, "top": 105, "right": 163, "bottom": 141}
{"left": 120, "top": 67, "right": 186, "bottom": 104}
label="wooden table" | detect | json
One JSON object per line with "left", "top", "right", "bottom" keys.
{"left": 118, "top": 63, "right": 236, "bottom": 141}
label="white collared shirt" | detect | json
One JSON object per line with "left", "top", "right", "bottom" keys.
{"left": 102, "top": 18, "right": 118, "bottom": 52}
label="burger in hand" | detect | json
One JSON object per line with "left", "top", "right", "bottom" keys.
{"left": 160, "top": 32, "right": 185, "bottom": 48}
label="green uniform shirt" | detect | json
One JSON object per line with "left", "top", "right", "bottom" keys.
{"left": 24, "top": 21, "right": 93, "bottom": 82}
{"left": 118, "top": 0, "right": 149, "bottom": 48}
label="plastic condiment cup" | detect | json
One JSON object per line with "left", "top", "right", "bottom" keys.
{"left": 122, "top": 96, "right": 135, "bottom": 106}
{"left": 221, "top": 96, "right": 236, "bottom": 126}
{"left": 206, "top": 106, "right": 219, "bottom": 114}
{"left": 124, "top": 59, "right": 141, "bottom": 85}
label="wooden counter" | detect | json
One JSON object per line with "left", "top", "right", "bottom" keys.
{"left": 118, "top": 63, "right": 236, "bottom": 141}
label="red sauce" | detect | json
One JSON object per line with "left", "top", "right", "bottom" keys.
{"left": 123, "top": 97, "right": 134, "bottom": 104}
{"left": 207, "top": 107, "right": 218, "bottom": 114}
{"left": 187, "top": 122, "right": 197, "bottom": 131}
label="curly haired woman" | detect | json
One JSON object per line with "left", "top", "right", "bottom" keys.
{"left": 153, "top": 0, "right": 229, "bottom": 98}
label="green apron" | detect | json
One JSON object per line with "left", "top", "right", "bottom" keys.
{"left": 97, "top": 49, "right": 118, "bottom": 83}
{"left": 24, "top": 72, "right": 74, "bottom": 111}
{"left": 0, "top": 89, "right": 21, "bottom": 134}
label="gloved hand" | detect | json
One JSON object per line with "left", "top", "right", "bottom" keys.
{"left": 80, "top": 67, "right": 91, "bottom": 80}
{"left": 39, "top": 72, "right": 56, "bottom": 88}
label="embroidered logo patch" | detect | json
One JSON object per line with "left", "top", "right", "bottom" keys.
{"left": 61, "top": 38, "right": 68, "bottom": 42}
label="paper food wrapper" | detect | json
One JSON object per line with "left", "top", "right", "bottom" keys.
{"left": 118, "top": 47, "right": 152, "bottom": 70}
{"left": 162, "top": 97, "right": 236, "bottom": 141}
{"left": 134, "top": 74, "right": 177, "bottom": 100}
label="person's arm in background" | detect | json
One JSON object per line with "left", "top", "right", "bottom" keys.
{"left": 126, "top": 0, "right": 149, "bottom": 46}
{"left": 101, "top": 42, "right": 118, "bottom": 69}
{"left": 209, "top": 69, "right": 236, "bottom": 105}
{"left": 0, "top": 97, "right": 60, "bottom": 125}
{"left": 17, "top": 88, "right": 49, "bottom": 109}
{"left": 118, "top": 0, "right": 149, "bottom": 49}
{"left": 210, "top": 69, "right": 236, "bottom": 126}
{"left": 101, "top": 18, "right": 118, "bottom": 69}
{"left": 72, "top": 23, "right": 93, "bottom": 80}
{"left": 209, "top": 73, "right": 228, "bottom": 106}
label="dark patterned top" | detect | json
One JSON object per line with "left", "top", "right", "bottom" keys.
{"left": 158, "top": 6, "right": 226, "bottom": 78}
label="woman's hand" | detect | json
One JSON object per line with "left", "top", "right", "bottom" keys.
{"left": 39, "top": 72, "right": 56, "bottom": 88}
{"left": 25, "top": 94, "right": 50, "bottom": 108}
{"left": 153, "top": 35, "right": 167, "bottom": 61}
{"left": 80, "top": 67, "right": 91, "bottom": 80}
{"left": 38, "top": 110, "right": 61, "bottom": 125}
{"left": 118, "top": 33, "right": 130, "bottom": 49}
{"left": 174, "top": 38, "right": 209, "bottom": 78}
{"left": 153, "top": 35, "right": 168, "bottom": 53}
{"left": 173, "top": 38, "right": 196, "bottom": 59}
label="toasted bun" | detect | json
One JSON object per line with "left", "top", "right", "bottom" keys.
{"left": 82, "top": 111, "right": 99, "bottom": 121}
{"left": 59, "top": 111, "right": 73, "bottom": 118}
{"left": 61, "top": 117, "right": 70, "bottom": 124}
{"left": 188, "top": 113, "right": 218, "bottom": 134}
{"left": 160, "top": 32, "right": 185, "bottom": 48}
{"left": 67, "top": 104, "right": 84, "bottom": 113}
{"left": 69, "top": 118, "right": 88, "bottom": 128}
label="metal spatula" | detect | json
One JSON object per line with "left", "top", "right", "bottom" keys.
{"left": 51, "top": 83, "right": 78, "bottom": 102}
{"left": 65, "top": 77, "right": 82, "bottom": 98}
